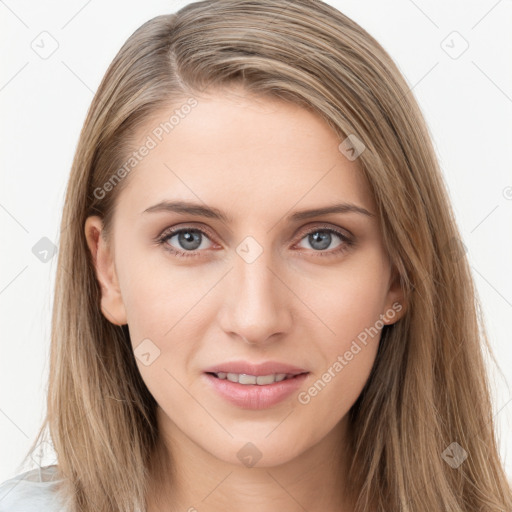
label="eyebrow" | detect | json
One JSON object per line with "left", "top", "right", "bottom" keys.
{"left": 142, "top": 200, "right": 375, "bottom": 222}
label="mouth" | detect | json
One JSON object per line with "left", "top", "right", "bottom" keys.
{"left": 203, "top": 371, "right": 310, "bottom": 409}
{"left": 205, "top": 371, "right": 309, "bottom": 386}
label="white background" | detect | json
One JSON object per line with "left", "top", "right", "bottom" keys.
{"left": 1, "top": 0, "right": 511, "bottom": 483}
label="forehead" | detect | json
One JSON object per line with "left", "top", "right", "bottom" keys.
{"left": 115, "top": 89, "right": 375, "bottom": 222}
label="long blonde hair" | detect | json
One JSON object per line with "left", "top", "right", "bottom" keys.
{"left": 20, "top": 1, "right": 511, "bottom": 510}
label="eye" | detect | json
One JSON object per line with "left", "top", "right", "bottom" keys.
{"left": 157, "top": 227, "right": 215, "bottom": 258}
{"left": 295, "top": 226, "right": 354, "bottom": 256}
{"left": 155, "top": 224, "right": 354, "bottom": 259}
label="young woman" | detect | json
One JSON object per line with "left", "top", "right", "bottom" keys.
{"left": 1, "top": 1, "right": 510, "bottom": 511}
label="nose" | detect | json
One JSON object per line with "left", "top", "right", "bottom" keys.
{"left": 217, "top": 244, "right": 293, "bottom": 346}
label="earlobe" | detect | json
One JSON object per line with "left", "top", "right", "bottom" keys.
{"left": 84, "top": 216, "right": 128, "bottom": 326}
{"left": 383, "top": 267, "right": 407, "bottom": 325}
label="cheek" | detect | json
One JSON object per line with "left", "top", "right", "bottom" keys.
{"left": 299, "top": 337, "right": 379, "bottom": 427}
{"left": 119, "top": 264, "right": 202, "bottom": 406}
{"left": 116, "top": 249, "right": 218, "bottom": 394}
{"left": 299, "top": 249, "right": 390, "bottom": 343}
{"left": 296, "top": 269, "right": 385, "bottom": 416}
{"left": 294, "top": 249, "right": 388, "bottom": 405}
{"left": 116, "top": 244, "right": 209, "bottom": 337}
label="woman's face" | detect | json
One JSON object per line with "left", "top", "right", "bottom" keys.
{"left": 85, "top": 86, "right": 405, "bottom": 468}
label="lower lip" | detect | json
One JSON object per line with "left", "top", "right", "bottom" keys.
{"left": 203, "top": 372, "right": 309, "bottom": 409}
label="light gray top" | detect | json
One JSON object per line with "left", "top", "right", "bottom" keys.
{"left": 0, "top": 465, "right": 69, "bottom": 512}
{"left": 0, "top": 465, "right": 145, "bottom": 512}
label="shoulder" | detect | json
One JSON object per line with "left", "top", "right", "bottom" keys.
{"left": 0, "top": 465, "right": 69, "bottom": 512}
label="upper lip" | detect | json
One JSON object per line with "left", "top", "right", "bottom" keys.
{"left": 203, "top": 361, "right": 309, "bottom": 376}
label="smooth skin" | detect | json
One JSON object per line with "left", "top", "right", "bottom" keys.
{"left": 85, "top": 85, "right": 405, "bottom": 512}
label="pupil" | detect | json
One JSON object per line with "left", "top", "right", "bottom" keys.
{"left": 310, "top": 231, "right": 331, "bottom": 250}
{"left": 179, "top": 230, "right": 201, "bottom": 250}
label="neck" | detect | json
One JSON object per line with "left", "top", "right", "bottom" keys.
{"left": 146, "top": 407, "right": 357, "bottom": 512}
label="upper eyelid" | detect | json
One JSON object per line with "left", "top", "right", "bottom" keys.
{"left": 159, "top": 224, "right": 217, "bottom": 244}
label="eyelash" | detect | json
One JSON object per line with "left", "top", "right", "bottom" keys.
{"left": 155, "top": 224, "right": 355, "bottom": 259}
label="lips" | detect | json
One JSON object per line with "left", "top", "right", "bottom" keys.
{"left": 203, "top": 360, "right": 308, "bottom": 377}
{"left": 202, "top": 361, "right": 310, "bottom": 409}
{"left": 202, "top": 371, "right": 309, "bottom": 409}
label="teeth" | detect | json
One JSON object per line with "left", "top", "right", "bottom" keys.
{"left": 214, "top": 372, "right": 292, "bottom": 385}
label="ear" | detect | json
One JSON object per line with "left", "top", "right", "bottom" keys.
{"left": 84, "top": 216, "right": 127, "bottom": 326}
{"left": 382, "top": 265, "right": 407, "bottom": 325}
